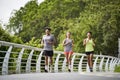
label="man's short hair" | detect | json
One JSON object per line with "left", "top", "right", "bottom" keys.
{"left": 45, "top": 27, "right": 51, "bottom": 31}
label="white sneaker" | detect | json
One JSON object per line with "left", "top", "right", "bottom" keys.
{"left": 45, "top": 65, "right": 48, "bottom": 72}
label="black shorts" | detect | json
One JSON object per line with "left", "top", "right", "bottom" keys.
{"left": 43, "top": 50, "right": 54, "bottom": 57}
{"left": 85, "top": 51, "right": 94, "bottom": 55}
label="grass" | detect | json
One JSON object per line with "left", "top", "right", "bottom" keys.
{"left": 114, "top": 65, "right": 120, "bottom": 72}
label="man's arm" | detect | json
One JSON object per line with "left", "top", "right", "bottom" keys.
{"left": 41, "top": 36, "right": 44, "bottom": 47}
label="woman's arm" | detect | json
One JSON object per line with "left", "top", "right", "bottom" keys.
{"left": 72, "top": 39, "right": 74, "bottom": 47}
{"left": 62, "top": 39, "right": 69, "bottom": 46}
{"left": 92, "top": 39, "right": 95, "bottom": 47}
{"left": 62, "top": 39, "right": 66, "bottom": 46}
{"left": 83, "top": 39, "right": 86, "bottom": 46}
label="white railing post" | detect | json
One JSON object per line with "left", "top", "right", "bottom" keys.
{"left": 78, "top": 55, "right": 84, "bottom": 72}
{"left": 2, "top": 46, "right": 13, "bottom": 75}
{"left": 26, "top": 49, "right": 34, "bottom": 73}
{"left": 71, "top": 55, "right": 76, "bottom": 72}
{"left": 36, "top": 51, "right": 43, "bottom": 72}
{"left": 118, "top": 59, "right": 120, "bottom": 65}
{"left": 93, "top": 56, "right": 99, "bottom": 72}
{"left": 54, "top": 54, "right": 61, "bottom": 72}
{"left": 112, "top": 58, "right": 118, "bottom": 71}
{"left": 16, "top": 48, "right": 25, "bottom": 74}
{"left": 86, "top": 63, "right": 90, "bottom": 72}
{"left": 109, "top": 57, "right": 114, "bottom": 72}
{"left": 99, "top": 56, "right": 104, "bottom": 72}
{"left": 62, "top": 57, "right": 67, "bottom": 72}
{"left": 110, "top": 58, "right": 116, "bottom": 72}
{"left": 105, "top": 57, "right": 110, "bottom": 72}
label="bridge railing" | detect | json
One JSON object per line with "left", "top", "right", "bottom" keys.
{"left": 0, "top": 41, "right": 120, "bottom": 75}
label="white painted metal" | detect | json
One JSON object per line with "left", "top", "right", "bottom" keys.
{"left": 36, "top": 51, "right": 43, "bottom": 72}
{"left": 109, "top": 58, "right": 114, "bottom": 72}
{"left": 112, "top": 58, "right": 118, "bottom": 71}
{"left": 86, "top": 63, "right": 90, "bottom": 72}
{"left": 99, "top": 56, "right": 104, "bottom": 72}
{"left": 26, "top": 50, "right": 34, "bottom": 73}
{"left": 0, "top": 41, "right": 120, "bottom": 75}
{"left": 2, "top": 46, "right": 13, "bottom": 75}
{"left": 71, "top": 54, "right": 76, "bottom": 72}
{"left": 54, "top": 54, "right": 61, "bottom": 72}
{"left": 16, "top": 48, "right": 25, "bottom": 73}
{"left": 78, "top": 55, "right": 84, "bottom": 72}
{"left": 62, "top": 57, "right": 67, "bottom": 72}
{"left": 93, "top": 56, "right": 99, "bottom": 72}
{"left": 105, "top": 57, "right": 110, "bottom": 72}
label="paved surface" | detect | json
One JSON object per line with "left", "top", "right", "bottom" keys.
{"left": 0, "top": 72, "right": 120, "bottom": 80}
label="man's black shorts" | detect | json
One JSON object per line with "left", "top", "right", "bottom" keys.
{"left": 43, "top": 50, "right": 53, "bottom": 57}
{"left": 85, "top": 51, "right": 94, "bottom": 55}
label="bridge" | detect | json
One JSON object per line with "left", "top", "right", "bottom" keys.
{"left": 0, "top": 41, "right": 120, "bottom": 80}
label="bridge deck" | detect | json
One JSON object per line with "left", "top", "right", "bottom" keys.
{"left": 0, "top": 72, "right": 120, "bottom": 80}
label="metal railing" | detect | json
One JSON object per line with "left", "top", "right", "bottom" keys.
{"left": 0, "top": 41, "right": 120, "bottom": 75}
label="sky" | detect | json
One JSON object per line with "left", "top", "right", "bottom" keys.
{"left": 0, "top": 0, "right": 44, "bottom": 27}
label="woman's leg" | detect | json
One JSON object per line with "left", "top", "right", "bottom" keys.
{"left": 90, "top": 53, "right": 93, "bottom": 68}
{"left": 68, "top": 52, "right": 73, "bottom": 72}
{"left": 87, "top": 55, "right": 90, "bottom": 68}
{"left": 64, "top": 53, "right": 69, "bottom": 65}
{"left": 88, "top": 53, "right": 93, "bottom": 72}
{"left": 68, "top": 52, "right": 73, "bottom": 65}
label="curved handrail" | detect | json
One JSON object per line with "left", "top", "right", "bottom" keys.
{"left": 0, "top": 41, "right": 120, "bottom": 75}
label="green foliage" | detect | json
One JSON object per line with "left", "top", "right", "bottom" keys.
{"left": 6, "top": 0, "right": 120, "bottom": 56}
{"left": 114, "top": 65, "right": 120, "bottom": 72}
{"left": 0, "top": 25, "right": 23, "bottom": 43}
{"left": 25, "top": 37, "right": 41, "bottom": 48}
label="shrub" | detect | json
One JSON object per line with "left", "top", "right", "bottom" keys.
{"left": 114, "top": 65, "right": 120, "bottom": 72}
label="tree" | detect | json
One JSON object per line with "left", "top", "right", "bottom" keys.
{"left": 6, "top": 0, "right": 120, "bottom": 56}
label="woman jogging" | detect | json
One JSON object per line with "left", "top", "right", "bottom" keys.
{"left": 63, "top": 32, "right": 74, "bottom": 72}
{"left": 83, "top": 31, "right": 95, "bottom": 72}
